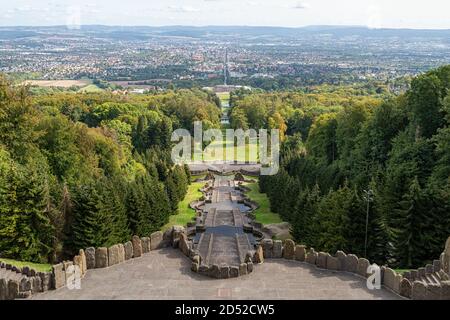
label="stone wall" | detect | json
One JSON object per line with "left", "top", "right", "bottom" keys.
{"left": 0, "top": 261, "right": 53, "bottom": 300}
{"left": 1, "top": 227, "right": 182, "bottom": 300}
{"left": 255, "top": 237, "right": 450, "bottom": 300}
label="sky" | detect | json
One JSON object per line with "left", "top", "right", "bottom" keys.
{"left": 1, "top": 0, "right": 450, "bottom": 29}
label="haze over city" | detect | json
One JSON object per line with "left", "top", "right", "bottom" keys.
{"left": 1, "top": 0, "right": 450, "bottom": 29}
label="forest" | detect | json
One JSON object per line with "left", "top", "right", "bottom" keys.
{"left": 249, "top": 65, "right": 450, "bottom": 269}
{"left": 1, "top": 65, "right": 449, "bottom": 270}
{"left": 0, "top": 77, "right": 220, "bottom": 264}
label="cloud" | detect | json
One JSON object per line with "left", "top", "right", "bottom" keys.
{"left": 292, "top": 1, "right": 310, "bottom": 9}
{"left": 167, "top": 5, "right": 201, "bottom": 13}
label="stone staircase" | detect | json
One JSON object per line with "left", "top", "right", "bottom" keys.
{"left": 215, "top": 210, "right": 235, "bottom": 226}
{"left": 402, "top": 259, "right": 450, "bottom": 286}
{"left": 207, "top": 234, "right": 241, "bottom": 266}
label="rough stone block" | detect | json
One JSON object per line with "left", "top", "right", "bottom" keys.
{"left": 19, "top": 277, "right": 32, "bottom": 292}
{"left": 141, "top": 237, "right": 151, "bottom": 253}
{"left": 384, "top": 268, "right": 400, "bottom": 293}
{"left": 172, "top": 226, "right": 185, "bottom": 248}
{"left": 282, "top": 239, "right": 295, "bottom": 259}
{"left": 261, "top": 239, "right": 273, "bottom": 259}
{"left": 272, "top": 240, "right": 282, "bottom": 258}
{"left": 191, "top": 262, "right": 199, "bottom": 273}
{"left": 317, "top": 252, "right": 328, "bottom": 269}
{"left": 108, "top": 245, "right": 120, "bottom": 266}
{"left": 132, "top": 235, "right": 143, "bottom": 258}
{"left": 210, "top": 264, "right": 220, "bottom": 279}
{"left": 192, "top": 255, "right": 201, "bottom": 265}
{"left": 7, "top": 280, "right": 19, "bottom": 300}
{"left": 179, "top": 233, "right": 190, "bottom": 257}
{"left": 239, "top": 263, "right": 247, "bottom": 276}
{"left": 150, "top": 231, "right": 163, "bottom": 250}
{"left": 38, "top": 272, "right": 51, "bottom": 292}
{"left": 124, "top": 241, "right": 133, "bottom": 260}
{"left": 73, "top": 255, "right": 82, "bottom": 272}
{"left": 444, "top": 236, "right": 450, "bottom": 274}
{"left": 245, "top": 251, "right": 253, "bottom": 263}
{"left": 441, "top": 281, "right": 450, "bottom": 300}
{"left": 247, "top": 261, "right": 253, "bottom": 273}
{"left": 412, "top": 281, "right": 427, "bottom": 300}
{"left": 400, "top": 278, "right": 412, "bottom": 299}
{"left": 305, "top": 250, "right": 318, "bottom": 265}
{"left": 95, "top": 247, "right": 108, "bottom": 268}
{"left": 253, "top": 245, "right": 264, "bottom": 264}
{"left": 162, "top": 228, "right": 171, "bottom": 242}
{"left": 197, "top": 264, "right": 208, "bottom": 274}
{"left": 79, "top": 249, "right": 87, "bottom": 275}
{"left": 433, "top": 260, "right": 441, "bottom": 273}
{"left": 220, "top": 265, "right": 230, "bottom": 279}
{"left": 117, "top": 244, "right": 125, "bottom": 263}
{"left": 294, "top": 245, "right": 306, "bottom": 262}
{"left": 344, "top": 254, "right": 358, "bottom": 273}
{"left": 0, "top": 278, "right": 8, "bottom": 300}
{"left": 326, "top": 256, "right": 340, "bottom": 271}
{"left": 22, "top": 266, "right": 30, "bottom": 276}
{"left": 357, "top": 258, "right": 370, "bottom": 277}
{"left": 52, "top": 263, "right": 65, "bottom": 289}
{"left": 418, "top": 267, "right": 426, "bottom": 278}
{"left": 85, "top": 247, "right": 96, "bottom": 269}
{"left": 32, "top": 276, "right": 42, "bottom": 293}
{"left": 335, "top": 251, "right": 347, "bottom": 271}
{"left": 425, "top": 264, "right": 433, "bottom": 274}
{"left": 230, "top": 266, "right": 239, "bottom": 278}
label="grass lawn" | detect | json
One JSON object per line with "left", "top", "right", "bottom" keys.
{"left": 78, "top": 84, "right": 104, "bottom": 93}
{"left": 162, "top": 180, "right": 205, "bottom": 231}
{"left": 0, "top": 258, "right": 52, "bottom": 272}
{"left": 202, "top": 138, "right": 258, "bottom": 163}
{"left": 243, "top": 180, "right": 283, "bottom": 225}
{"left": 394, "top": 269, "right": 411, "bottom": 274}
{"left": 217, "top": 92, "right": 230, "bottom": 101}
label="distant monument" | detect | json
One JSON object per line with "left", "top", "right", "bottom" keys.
{"left": 224, "top": 48, "right": 229, "bottom": 86}
{"left": 202, "top": 49, "right": 252, "bottom": 93}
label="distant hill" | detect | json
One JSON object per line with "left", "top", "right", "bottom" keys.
{"left": 1, "top": 25, "right": 449, "bottom": 40}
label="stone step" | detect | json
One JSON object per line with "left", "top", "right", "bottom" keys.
{"left": 232, "top": 209, "right": 244, "bottom": 227}
{"left": 204, "top": 209, "right": 217, "bottom": 227}
{"left": 197, "top": 233, "right": 212, "bottom": 265}
{"left": 429, "top": 273, "right": 441, "bottom": 285}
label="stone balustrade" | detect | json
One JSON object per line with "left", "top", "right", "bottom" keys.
{"left": 0, "top": 261, "right": 53, "bottom": 300}
{"left": 0, "top": 226, "right": 184, "bottom": 300}
{"left": 253, "top": 237, "right": 450, "bottom": 300}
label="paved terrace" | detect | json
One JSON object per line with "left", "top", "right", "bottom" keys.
{"left": 31, "top": 174, "right": 402, "bottom": 300}
{"left": 31, "top": 248, "right": 401, "bottom": 300}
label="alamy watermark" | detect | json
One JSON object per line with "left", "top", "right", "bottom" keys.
{"left": 171, "top": 121, "right": 280, "bottom": 175}
{"left": 366, "top": 264, "right": 381, "bottom": 290}
{"left": 66, "top": 265, "right": 82, "bottom": 290}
